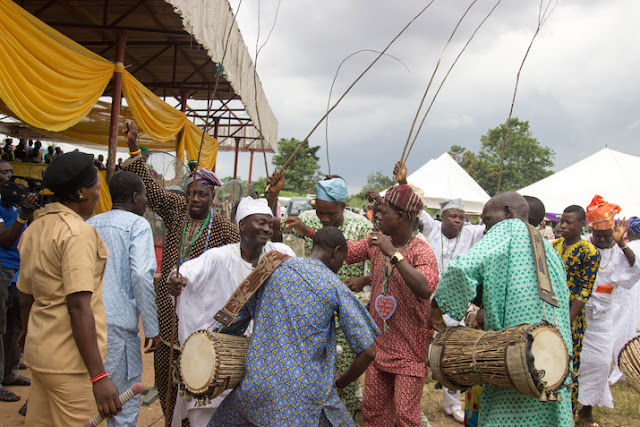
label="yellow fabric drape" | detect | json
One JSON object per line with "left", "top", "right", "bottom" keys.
{"left": 94, "top": 171, "right": 112, "bottom": 215}
{"left": 181, "top": 121, "right": 219, "bottom": 169}
{"left": 0, "top": 0, "right": 114, "bottom": 131}
{"left": 120, "top": 71, "right": 187, "bottom": 142}
{"left": 0, "top": 0, "right": 219, "bottom": 170}
{"left": 121, "top": 71, "right": 218, "bottom": 169}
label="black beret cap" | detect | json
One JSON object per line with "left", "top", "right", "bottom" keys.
{"left": 44, "top": 151, "right": 97, "bottom": 195}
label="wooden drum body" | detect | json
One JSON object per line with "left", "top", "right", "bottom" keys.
{"left": 619, "top": 336, "right": 640, "bottom": 394}
{"left": 428, "top": 322, "right": 569, "bottom": 400}
{"left": 178, "top": 330, "right": 249, "bottom": 405}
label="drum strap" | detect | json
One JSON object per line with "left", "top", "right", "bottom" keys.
{"left": 214, "top": 250, "right": 291, "bottom": 326}
{"left": 525, "top": 222, "right": 559, "bottom": 308}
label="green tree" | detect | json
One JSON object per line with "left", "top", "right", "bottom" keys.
{"left": 357, "top": 171, "right": 393, "bottom": 197}
{"left": 272, "top": 138, "right": 322, "bottom": 194}
{"left": 347, "top": 170, "right": 394, "bottom": 208}
{"left": 252, "top": 177, "right": 267, "bottom": 195}
{"left": 449, "top": 118, "right": 555, "bottom": 196}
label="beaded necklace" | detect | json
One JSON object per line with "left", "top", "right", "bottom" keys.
{"left": 599, "top": 245, "right": 615, "bottom": 270}
{"left": 377, "top": 234, "right": 415, "bottom": 332}
{"left": 180, "top": 207, "right": 214, "bottom": 264}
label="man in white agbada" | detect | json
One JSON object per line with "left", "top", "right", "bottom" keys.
{"left": 167, "top": 197, "right": 295, "bottom": 427}
{"left": 610, "top": 217, "right": 640, "bottom": 385}
{"left": 418, "top": 198, "right": 484, "bottom": 423}
{"left": 577, "top": 199, "right": 640, "bottom": 424}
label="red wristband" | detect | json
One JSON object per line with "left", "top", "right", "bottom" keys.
{"left": 306, "top": 228, "right": 314, "bottom": 238}
{"left": 90, "top": 371, "right": 109, "bottom": 383}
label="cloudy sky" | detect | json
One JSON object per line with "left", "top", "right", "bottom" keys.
{"left": 47, "top": 1, "right": 638, "bottom": 194}
{"left": 207, "top": 0, "right": 640, "bottom": 194}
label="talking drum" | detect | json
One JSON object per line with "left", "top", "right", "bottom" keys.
{"left": 428, "top": 322, "right": 570, "bottom": 401}
{"left": 177, "top": 330, "right": 249, "bottom": 405}
{"left": 618, "top": 336, "right": 640, "bottom": 395}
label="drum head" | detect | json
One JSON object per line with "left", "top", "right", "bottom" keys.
{"left": 530, "top": 326, "right": 568, "bottom": 390}
{"left": 180, "top": 332, "right": 217, "bottom": 394}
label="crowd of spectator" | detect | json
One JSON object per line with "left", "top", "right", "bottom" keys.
{"left": 2, "top": 138, "right": 63, "bottom": 164}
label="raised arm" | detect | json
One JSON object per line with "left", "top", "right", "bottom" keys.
{"left": 614, "top": 219, "right": 636, "bottom": 267}
{"left": 120, "top": 121, "right": 186, "bottom": 225}
{"left": 369, "top": 232, "right": 436, "bottom": 299}
{"left": 266, "top": 169, "right": 285, "bottom": 242}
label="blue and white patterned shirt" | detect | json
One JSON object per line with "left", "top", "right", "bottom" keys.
{"left": 209, "top": 257, "right": 379, "bottom": 427}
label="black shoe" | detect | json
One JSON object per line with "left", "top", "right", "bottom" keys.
{"left": 5, "top": 375, "right": 30, "bottom": 386}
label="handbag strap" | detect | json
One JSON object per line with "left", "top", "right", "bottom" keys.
{"left": 214, "top": 250, "right": 291, "bottom": 326}
{"left": 525, "top": 222, "right": 559, "bottom": 308}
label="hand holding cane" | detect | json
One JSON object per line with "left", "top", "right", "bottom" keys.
{"left": 85, "top": 383, "right": 144, "bottom": 426}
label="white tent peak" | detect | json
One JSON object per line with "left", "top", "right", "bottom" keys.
{"left": 382, "top": 152, "right": 490, "bottom": 214}
{"left": 517, "top": 147, "right": 640, "bottom": 216}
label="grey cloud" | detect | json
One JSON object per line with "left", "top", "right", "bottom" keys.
{"left": 227, "top": 0, "right": 640, "bottom": 194}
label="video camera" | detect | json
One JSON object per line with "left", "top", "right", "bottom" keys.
{"left": 0, "top": 175, "right": 45, "bottom": 208}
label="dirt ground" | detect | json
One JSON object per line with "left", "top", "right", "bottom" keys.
{"left": 1, "top": 366, "right": 460, "bottom": 426}
{"left": 1, "top": 330, "right": 461, "bottom": 427}
{"left": 1, "top": 331, "right": 164, "bottom": 427}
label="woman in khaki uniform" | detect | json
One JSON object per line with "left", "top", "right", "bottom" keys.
{"left": 17, "top": 152, "right": 122, "bottom": 425}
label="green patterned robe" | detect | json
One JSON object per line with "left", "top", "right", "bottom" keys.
{"left": 435, "top": 219, "right": 573, "bottom": 427}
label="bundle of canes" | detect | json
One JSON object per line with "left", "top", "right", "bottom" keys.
{"left": 85, "top": 383, "right": 144, "bottom": 426}
{"left": 265, "top": 1, "right": 436, "bottom": 193}
{"left": 398, "top": 0, "right": 502, "bottom": 180}
{"left": 395, "top": 0, "right": 502, "bottom": 182}
{"left": 164, "top": 3, "right": 246, "bottom": 425}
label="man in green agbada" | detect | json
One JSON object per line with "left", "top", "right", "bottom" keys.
{"left": 432, "top": 192, "right": 574, "bottom": 427}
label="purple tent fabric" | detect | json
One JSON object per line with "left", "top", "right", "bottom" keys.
{"left": 545, "top": 212, "right": 562, "bottom": 223}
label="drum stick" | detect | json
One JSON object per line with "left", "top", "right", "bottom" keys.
{"left": 84, "top": 383, "right": 144, "bottom": 426}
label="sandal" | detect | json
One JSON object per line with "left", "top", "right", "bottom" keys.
{"left": 0, "top": 387, "right": 20, "bottom": 402}
{"left": 5, "top": 375, "right": 30, "bottom": 386}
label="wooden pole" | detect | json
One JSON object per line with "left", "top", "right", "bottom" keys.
{"left": 107, "top": 34, "right": 126, "bottom": 181}
{"left": 247, "top": 150, "right": 254, "bottom": 187}
{"left": 212, "top": 117, "right": 220, "bottom": 172}
{"left": 176, "top": 91, "right": 188, "bottom": 155}
{"left": 233, "top": 137, "right": 240, "bottom": 179}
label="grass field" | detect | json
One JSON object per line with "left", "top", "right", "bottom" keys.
{"left": 357, "top": 377, "right": 640, "bottom": 427}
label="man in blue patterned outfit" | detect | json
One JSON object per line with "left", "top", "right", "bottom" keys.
{"left": 87, "top": 171, "right": 159, "bottom": 426}
{"left": 208, "top": 227, "right": 379, "bottom": 426}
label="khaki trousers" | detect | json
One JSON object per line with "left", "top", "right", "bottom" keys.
{"left": 26, "top": 369, "right": 98, "bottom": 426}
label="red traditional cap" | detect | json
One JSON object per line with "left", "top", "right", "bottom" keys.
{"left": 586, "top": 195, "right": 621, "bottom": 230}
{"left": 384, "top": 184, "right": 423, "bottom": 221}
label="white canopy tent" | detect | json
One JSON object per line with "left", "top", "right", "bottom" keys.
{"left": 382, "top": 152, "right": 490, "bottom": 214}
{"left": 517, "top": 148, "right": 640, "bottom": 217}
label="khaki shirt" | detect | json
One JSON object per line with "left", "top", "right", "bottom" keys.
{"left": 17, "top": 202, "right": 108, "bottom": 373}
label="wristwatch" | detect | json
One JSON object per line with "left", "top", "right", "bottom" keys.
{"left": 390, "top": 251, "right": 404, "bottom": 265}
